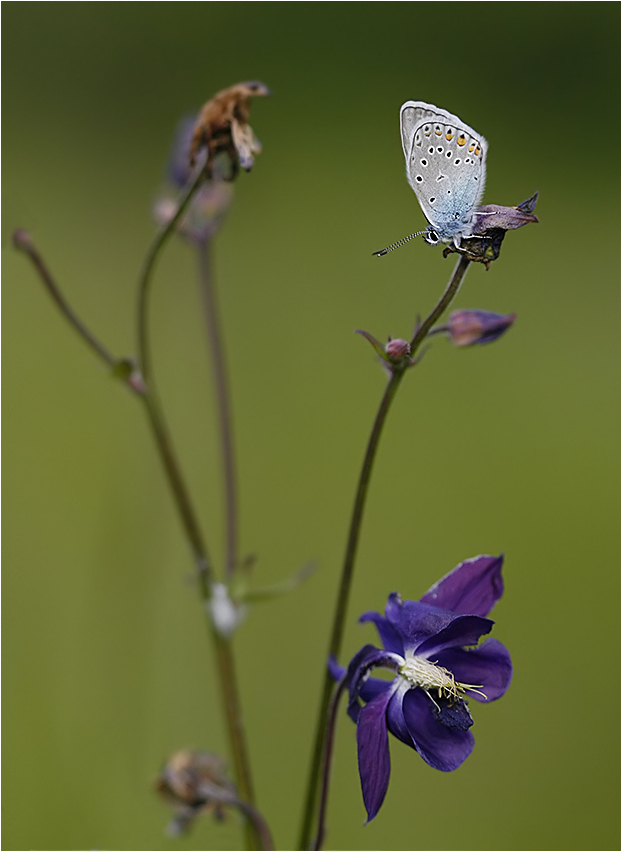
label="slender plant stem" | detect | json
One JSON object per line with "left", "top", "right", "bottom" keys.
{"left": 136, "top": 203, "right": 260, "bottom": 847}
{"left": 143, "top": 394, "right": 258, "bottom": 848}
{"left": 410, "top": 255, "right": 471, "bottom": 353}
{"left": 16, "top": 228, "right": 263, "bottom": 850}
{"left": 236, "top": 800, "right": 275, "bottom": 851}
{"left": 312, "top": 677, "right": 347, "bottom": 852}
{"left": 140, "top": 393, "right": 213, "bottom": 587}
{"left": 13, "top": 230, "right": 118, "bottom": 369}
{"left": 298, "top": 255, "right": 471, "bottom": 850}
{"left": 137, "top": 149, "right": 208, "bottom": 384}
{"left": 196, "top": 239, "right": 238, "bottom": 577}
{"left": 298, "top": 370, "right": 403, "bottom": 849}
{"left": 212, "top": 632, "right": 257, "bottom": 821}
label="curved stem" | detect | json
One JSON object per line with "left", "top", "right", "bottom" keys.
{"left": 13, "top": 230, "right": 117, "bottom": 369}
{"left": 298, "top": 370, "right": 403, "bottom": 849}
{"left": 16, "top": 229, "right": 262, "bottom": 849}
{"left": 196, "top": 240, "right": 238, "bottom": 577}
{"left": 236, "top": 800, "right": 275, "bottom": 851}
{"left": 137, "top": 149, "right": 208, "bottom": 384}
{"left": 410, "top": 255, "right": 470, "bottom": 354}
{"left": 298, "top": 255, "right": 471, "bottom": 850}
{"left": 140, "top": 392, "right": 213, "bottom": 589}
{"left": 312, "top": 677, "right": 347, "bottom": 851}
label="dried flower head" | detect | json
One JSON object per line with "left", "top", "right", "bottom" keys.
{"left": 190, "top": 81, "right": 270, "bottom": 180}
{"left": 155, "top": 749, "right": 237, "bottom": 835}
{"left": 153, "top": 115, "right": 235, "bottom": 243}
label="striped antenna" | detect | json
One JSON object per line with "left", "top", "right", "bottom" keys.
{"left": 372, "top": 230, "right": 427, "bottom": 257}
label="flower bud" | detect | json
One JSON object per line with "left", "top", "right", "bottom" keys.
{"left": 384, "top": 338, "right": 411, "bottom": 362}
{"left": 448, "top": 310, "right": 516, "bottom": 346}
{"left": 153, "top": 180, "right": 233, "bottom": 244}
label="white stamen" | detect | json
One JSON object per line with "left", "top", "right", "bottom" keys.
{"left": 399, "top": 652, "right": 486, "bottom": 701}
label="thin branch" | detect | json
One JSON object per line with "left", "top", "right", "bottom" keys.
{"left": 13, "top": 230, "right": 118, "bottom": 370}
{"left": 15, "top": 229, "right": 262, "bottom": 849}
{"left": 312, "top": 677, "right": 347, "bottom": 851}
{"left": 196, "top": 240, "right": 238, "bottom": 577}
{"left": 298, "top": 255, "right": 471, "bottom": 850}
{"left": 137, "top": 148, "right": 208, "bottom": 383}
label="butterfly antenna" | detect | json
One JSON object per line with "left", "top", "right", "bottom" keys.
{"left": 372, "top": 230, "right": 427, "bottom": 257}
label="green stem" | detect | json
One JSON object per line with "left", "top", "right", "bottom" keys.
{"left": 142, "top": 394, "right": 258, "bottom": 848}
{"left": 137, "top": 149, "right": 208, "bottom": 384}
{"left": 410, "top": 255, "right": 471, "bottom": 353}
{"left": 196, "top": 240, "right": 238, "bottom": 578}
{"left": 298, "top": 255, "right": 471, "bottom": 850}
{"left": 13, "top": 230, "right": 117, "bottom": 369}
{"left": 312, "top": 677, "right": 347, "bottom": 852}
{"left": 140, "top": 392, "right": 213, "bottom": 589}
{"left": 298, "top": 370, "right": 403, "bottom": 850}
{"left": 136, "top": 204, "right": 260, "bottom": 846}
{"left": 16, "top": 227, "right": 262, "bottom": 850}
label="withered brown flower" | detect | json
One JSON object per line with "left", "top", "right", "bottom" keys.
{"left": 190, "top": 81, "right": 270, "bottom": 180}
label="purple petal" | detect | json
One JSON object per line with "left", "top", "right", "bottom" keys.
{"left": 471, "top": 203, "right": 538, "bottom": 233}
{"left": 360, "top": 610, "right": 404, "bottom": 654}
{"left": 357, "top": 686, "right": 397, "bottom": 821}
{"left": 384, "top": 598, "right": 464, "bottom": 652}
{"left": 330, "top": 653, "right": 396, "bottom": 721}
{"left": 436, "top": 638, "right": 512, "bottom": 702}
{"left": 402, "top": 688, "right": 474, "bottom": 771}
{"left": 420, "top": 555, "right": 505, "bottom": 617}
{"left": 328, "top": 656, "right": 346, "bottom": 682}
{"left": 386, "top": 682, "right": 416, "bottom": 746}
{"left": 346, "top": 644, "right": 400, "bottom": 718}
{"left": 517, "top": 191, "right": 538, "bottom": 214}
{"left": 416, "top": 614, "right": 494, "bottom": 658}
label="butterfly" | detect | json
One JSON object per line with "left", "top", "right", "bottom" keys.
{"left": 374, "top": 101, "right": 488, "bottom": 256}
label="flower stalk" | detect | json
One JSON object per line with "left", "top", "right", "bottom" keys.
{"left": 196, "top": 239, "right": 239, "bottom": 578}
{"left": 137, "top": 148, "right": 208, "bottom": 384}
{"left": 299, "top": 254, "right": 471, "bottom": 850}
{"left": 14, "top": 222, "right": 263, "bottom": 850}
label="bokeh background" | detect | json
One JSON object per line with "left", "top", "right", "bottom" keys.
{"left": 3, "top": 3, "right": 619, "bottom": 850}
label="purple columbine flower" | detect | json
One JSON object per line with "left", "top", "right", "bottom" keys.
{"left": 331, "top": 555, "right": 512, "bottom": 822}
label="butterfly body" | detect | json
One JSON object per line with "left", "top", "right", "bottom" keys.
{"left": 400, "top": 101, "right": 488, "bottom": 247}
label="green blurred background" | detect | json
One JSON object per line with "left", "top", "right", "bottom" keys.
{"left": 3, "top": 3, "right": 619, "bottom": 850}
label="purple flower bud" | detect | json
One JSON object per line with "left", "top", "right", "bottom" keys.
{"left": 384, "top": 338, "right": 411, "bottom": 362}
{"left": 448, "top": 310, "right": 516, "bottom": 347}
{"left": 153, "top": 180, "right": 233, "bottom": 244}
{"left": 167, "top": 116, "right": 197, "bottom": 188}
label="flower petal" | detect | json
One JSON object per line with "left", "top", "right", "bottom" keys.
{"left": 384, "top": 598, "right": 465, "bottom": 652}
{"left": 357, "top": 686, "right": 397, "bottom": 821}
{"left": 402, "top": 688, "right": 474, "bottom": 771}
{"left": 416, "top": 614, "right": 494, "bottom": 658}
{"left": 359, "top": 610, "right": 404, "bottom": 654}
{"left": 420, "top": 555, "right": 504, "bottom": 617}
{"left": 386, "top": 680, "right": 416, "bottom": 746}
{"left": 436, "top": 638, "right": 513, "bottom": 702}
{"left": 346, "top": 644, "right": 401, "bottom": 719}
{"left": 328, "top": 655, "right": 346, "bottom": 681}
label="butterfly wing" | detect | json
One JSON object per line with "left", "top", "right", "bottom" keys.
{"left": 400, "top": 101, "right": 488, "bottom": 240}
